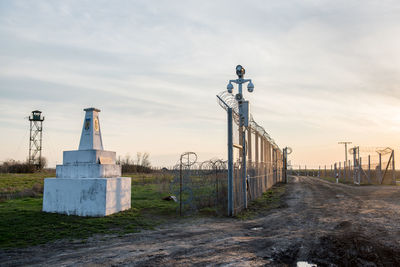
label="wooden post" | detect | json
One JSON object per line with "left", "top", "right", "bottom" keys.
{"left": 339, "top": 162, "right": 341, "bottom": 180}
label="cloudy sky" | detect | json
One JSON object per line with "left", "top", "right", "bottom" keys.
{"left": 1, "top": 0, "right": 400, "bottom": 168}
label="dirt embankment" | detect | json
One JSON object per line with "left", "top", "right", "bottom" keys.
{"left": 2, "top": 176, "right": 400, "bottom": 266}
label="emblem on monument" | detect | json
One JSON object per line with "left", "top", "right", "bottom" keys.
{"left": 94, "top": 118, "right": 99, "bottom": 132}
{"left": 85, "top": 118, "right": 90, "bottom": 130}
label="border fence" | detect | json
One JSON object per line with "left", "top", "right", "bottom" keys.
{"left": 171, "top": 66, "right": 287, "bottom": 217}
{"left": 170, "top": 152, "right": 228, "bottom": 216}
{"left": 217, "top": 90, "right": 284, "bottom": 215}
{"left": 291, "top": 147, "right": 398, "bottom": 185}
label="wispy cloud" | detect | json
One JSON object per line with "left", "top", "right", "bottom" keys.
{"left": 1, "top": 0, "right": 400, "bottom": 166}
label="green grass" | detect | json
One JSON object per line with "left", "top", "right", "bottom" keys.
{"left": 236, "top": 183, "right": 287, "bottom": 220}
{"left": 0, "top": 172, "right": 51, "bottom": 194}
{"left": 0, "top": 177, "right": 177, "bottom": 248}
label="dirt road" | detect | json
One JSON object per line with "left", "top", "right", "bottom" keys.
{"left": 2, "top": 176, "right": 400, "bottom": 266}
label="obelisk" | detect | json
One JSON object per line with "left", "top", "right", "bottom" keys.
{"left": 42, "top": 108, "right": 131, "bottom": 216}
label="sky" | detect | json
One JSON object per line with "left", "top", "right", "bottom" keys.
{"left": 1, "top": 0, "right": 400, "bottom": 168}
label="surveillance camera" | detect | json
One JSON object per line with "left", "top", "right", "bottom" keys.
{"left": 236, "top": 65, "right": 245, "bottom": 78}
{"left": 235, "top": 93, "right": 242, "bottom": 101}
{"left": 227, "top": 82, "right": 233, "bottom": 93}
{"left": 247, "top": 81, "right": 254, "bottom": 92}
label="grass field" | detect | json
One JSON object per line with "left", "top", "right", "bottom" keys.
{"left": 0, "top": 172, "right": 286, "bottom": 248}
{"left": 0, "top": 172, "right": 177, "bottom": 248}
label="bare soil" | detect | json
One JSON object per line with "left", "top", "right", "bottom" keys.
{"left": 2, "top": 176, "right": 400, "bottom": 266}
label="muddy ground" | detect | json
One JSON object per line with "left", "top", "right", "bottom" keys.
{"left": 2, "top": 176, "right": 400, "bottom": 266}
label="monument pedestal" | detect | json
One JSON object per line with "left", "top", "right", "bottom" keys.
{"left": 43, "top": 177, "right": 131, "bottom": 216}
{"left": 43, "top": 107, "right": 131, "bottom": 217}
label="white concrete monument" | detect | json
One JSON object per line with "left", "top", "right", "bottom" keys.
{"left": 43, "top": 108, "right": 131, "bottom": 216}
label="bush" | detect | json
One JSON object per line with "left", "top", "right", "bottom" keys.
{"left": 0, "top": 160, "right": 36, "bottom": 173}
{"left": 121, "top": 164, "right": 152, "bottom": 174}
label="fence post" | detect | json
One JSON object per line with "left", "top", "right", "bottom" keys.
{"left": 318, "top": 166, "right": 320, "bottom": 177}
{"left": 305, "top": 165, "right": 307, "bottom": 176}
{"left": 227, "top": 108, "right": 234, "bottom": 216}
{"left": 368, "top": 155, "right": 371, "bottom": 184}
{"left": 331, "top": 164, "right": 333, "bottom": 177}
{"left": 392, "top": 150, "right": 396, "bottom": 185}
{"left": 339, "top": 162, "right": 341, "bottom": 180}
{"left": 343, "top": 161, "right": 346, "bottom": 182}
{"left": 241, "top": 127, "right": 247, "bottom": 209}
{"left": 359, "top": 157, "right": 362, "bottom": 184}
{"left": 379, "top": 153, "right": 382, "bottom": 184}
{"left": 334, "top": 163, "right": 337, "bottom": 179}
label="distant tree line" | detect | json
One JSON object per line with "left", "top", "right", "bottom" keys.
{"left": 0, "top": 158, "right": 47, "bottom": 173}
{"left": 117, "top": 152, "right": 152, "bottom": 173}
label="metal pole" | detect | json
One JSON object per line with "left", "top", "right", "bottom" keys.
{"left": 392, "top": 150, "right": 396, "bottom": 185}
{"left": 368, "top": 154, "right": 371, "bottom": 184}
{"left": 227, "top": 108, "right": 234, "bottom": 216}
{"left": 353, "top": 148, "right": 357, "bottom": 183}
{"left": 237, "top": 81, "right": 248, "bottom": 209}
{"left": 242, "top": 127, "right": 247, "bottom": 209}
{"left": 359, "top": 157, "right": 362, "bottom": 184}
{"left": 379, "top": 153, "right": 382, "bottom": 184}
{"left": 179, "top": 161, "right": 182, "bottom": 216}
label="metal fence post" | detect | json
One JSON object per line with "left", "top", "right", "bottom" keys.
{"left": 379, "top": 153, "right": 382, "bottom": 184}
{"left": 368, "top": 154, "right": 371, "bottom": 184}
{"left": 227, "top": 108, "right": 234, "bottom": 216}
{"left": 392, "top": 150, "right": 396, "bottom": 185}
{"left": 359, "top": 157, "right": 362, "bottom": 184}
{"left": 242, "top": 126, "right": 247, "bottom": 209}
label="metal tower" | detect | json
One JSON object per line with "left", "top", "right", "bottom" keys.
{"left": 28, "top": 110, "right": 44, "bottom": 168}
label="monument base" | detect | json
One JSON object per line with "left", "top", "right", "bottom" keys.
{"left": 42, "top": 177, "right": 131, "bottom": 217}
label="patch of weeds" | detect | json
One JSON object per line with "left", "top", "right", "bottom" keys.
{"left": 236, "top": 183, "right": 286, "bottom": 220}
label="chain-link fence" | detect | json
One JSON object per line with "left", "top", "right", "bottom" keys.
{"left": 218, "top": 91, "right": 284, "bottom": 215}
{"left": 170, "top": 152, "right": 228, "bottom": 216}
{"left": 291, "top": 147, "right": 398, "bottom": 185}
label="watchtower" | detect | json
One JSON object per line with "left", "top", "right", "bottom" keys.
{"left": 28, "top": 110, "right": 44, "bottom": 168}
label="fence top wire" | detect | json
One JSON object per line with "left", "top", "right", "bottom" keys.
{"left": 217, "top": 91, "right": 281, "bottom": 152}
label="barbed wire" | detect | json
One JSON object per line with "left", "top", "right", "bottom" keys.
{"left": 217, "top": 91, "right": 281, "bottom": 152}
